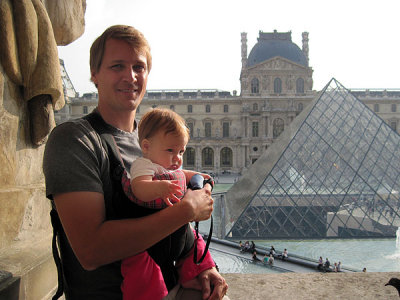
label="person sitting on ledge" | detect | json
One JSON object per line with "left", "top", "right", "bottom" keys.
{"left": 250, "top": 241, "right": 256, "bottom": 253}
{"left": 268, "top": 254, "right": 274, "bottom": 266}
{"left": 252, "top": 251, "right": 261, "bottom": 262}
{"left": 324, "top": 258, "right": 331, "bottom": 272}
{"left": 263, "top": 253, "right": 269, "bottom": 264}
{"left": 317, "top": 256, "right": 323, "bottom": 271}
{"left": 282, "top": 248, "right": 288, "bottom": 261}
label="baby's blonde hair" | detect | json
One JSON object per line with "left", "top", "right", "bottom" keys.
{"left": 138, "top": 108, "right": 189, "bottom": 146}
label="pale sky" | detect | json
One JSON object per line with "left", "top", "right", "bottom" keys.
{"left": 58, "top": 0, "right": 400, "bottom": 95}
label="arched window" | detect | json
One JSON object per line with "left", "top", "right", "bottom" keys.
{"left": 202, "top": 147, "right": 214, "bottom": 167}
{"left": 274, "top": 78, "right": 282, "bottom": 93}
{"left": 251, "top": 78, "right": 259, "bottom": 94}
{"left": 184, "top": 147, "right": 195, "bottom": 167}
{"left": 273, "top": 118, "right": 285, "bottom": 138}
{"left": 296, "top": 78, "right": 304, "bottom": 93}
{"left": 220, "top": 147, "right": 232, "bottom": 167}
{"left": 253, "top": 103, "right": 258, "bottom": 111}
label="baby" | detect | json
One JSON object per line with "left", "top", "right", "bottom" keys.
{"left": 120, "top": 107, "right": 213, "bottom": 299}
{"left": 129, "top": 107, "right": 205, "bottom": 208}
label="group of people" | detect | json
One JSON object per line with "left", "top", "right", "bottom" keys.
{"left": 239, "top": 241, "right": 256, "bottom": 253}
{"left": 317, "top": 257, "right": 342, "bottom": 272}
{"left": 238, "top": 242, "right": 288, "bottom": 267}
{"left": 262, "top": 253, "right": 275, "bottom": 266}
{"left": 44, "top": 25, "right": 228, "bottom": 300}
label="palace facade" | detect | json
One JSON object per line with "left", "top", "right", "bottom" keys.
{"left": 57, "top": 30, "right": 400, "bottom": 175}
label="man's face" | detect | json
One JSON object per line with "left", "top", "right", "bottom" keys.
{"left": 91, "top": 38, "right": 148, "bottom": 113}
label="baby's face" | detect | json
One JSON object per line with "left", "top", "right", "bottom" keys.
{"left": 143, "top": 131, "right": 188, "bottom": 170}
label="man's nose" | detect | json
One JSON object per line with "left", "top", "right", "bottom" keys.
{"left": 124, "top": 68, "right": 137, "bottom": 82}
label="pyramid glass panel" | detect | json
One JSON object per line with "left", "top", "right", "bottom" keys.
{"left": 225, "top": 79, "right": 400, "bottom": 239}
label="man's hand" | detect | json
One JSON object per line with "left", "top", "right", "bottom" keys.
{"left": 179, "top": 187, "right": 213, "bottom": 222}
{"left": 181, "top": 267, "right": 228, "bottom": 300}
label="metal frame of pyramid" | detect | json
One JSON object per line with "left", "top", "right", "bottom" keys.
{"left": 224, "top": 78, "right": 400, "bottom": 239}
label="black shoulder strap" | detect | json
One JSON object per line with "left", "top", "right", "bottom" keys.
{"left": 50, "top": 209, "right": 64, "bottom": 300}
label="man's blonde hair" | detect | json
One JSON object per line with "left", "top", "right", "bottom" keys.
{"left": 90, "top": 25, "right": 152, "bottom": 82}
{"left": 138, "top": 108, "right": 189, "bottom": 146}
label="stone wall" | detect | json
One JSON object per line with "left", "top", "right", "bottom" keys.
{"left": 0, "top": 64, "right": 56, "bottom": 299}
{"left": 0, "top": 1, "right": 86, "bottom": 298}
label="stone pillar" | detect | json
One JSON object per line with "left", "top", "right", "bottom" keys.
{"left": 0, "top": 1, "right": 86, "bottom": 298}
{"left": 0, "top": 65, "right": 56, "bottom": 300}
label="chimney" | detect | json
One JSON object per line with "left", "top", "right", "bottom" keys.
{"left": 241, "top": 32, "right": 248, "bottom": 70}
{"left": 302, "top": 32, "right": 309, "bottom": 66}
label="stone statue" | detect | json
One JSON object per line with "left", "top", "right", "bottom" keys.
{"left": 0, "top": 0, "right": 86, "bottom": 145}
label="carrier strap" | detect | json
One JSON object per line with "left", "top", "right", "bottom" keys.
{"left": 50, "top": 209, "right": 64, "bottom": 300}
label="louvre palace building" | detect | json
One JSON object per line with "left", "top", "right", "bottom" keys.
{"left": 58, "top": 30, "right": 400, "bottom": 177}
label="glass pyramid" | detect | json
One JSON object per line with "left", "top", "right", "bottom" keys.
{"left": 225, "top": 78, "right": 400, "bottom": 239}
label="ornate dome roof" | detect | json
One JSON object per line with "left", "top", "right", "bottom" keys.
{"left": 247, "top": 30, "right": 308, "bottom": 67}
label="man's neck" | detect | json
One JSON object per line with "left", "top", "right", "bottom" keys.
{"left": 97, "top": 105, "right": 136, "bottom": 132}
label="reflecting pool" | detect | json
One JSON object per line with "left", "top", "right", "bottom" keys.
{"left": 212, "top": 238, "right": 400, "bottom": 273}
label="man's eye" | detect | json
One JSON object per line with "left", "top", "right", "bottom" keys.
{"left": 111, "top": 64, "right": 124, "bottom": 70}
{"left": 133, "top": 65, "right": 145, "bottom": 72}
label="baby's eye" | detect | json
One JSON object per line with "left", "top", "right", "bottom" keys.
{"left": 166, "top": 149, "right": 173, "bottom": 153}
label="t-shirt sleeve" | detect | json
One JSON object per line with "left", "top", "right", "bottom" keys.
{"left": 43, "top": 121, "right": 107, "bottom": 199}
{"left": 129, "top": 158, "right": 157, "bottom": 180}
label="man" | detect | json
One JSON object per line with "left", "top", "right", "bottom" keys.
{"left": 44, "top": 25, "right": 228, "bottom": 299}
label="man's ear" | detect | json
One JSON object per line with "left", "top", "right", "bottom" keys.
{"left": 91, "top": 70, "right": 98, "bottom": 85}
{"left": 141, "top": 139, "right": 150, "bottom": 153}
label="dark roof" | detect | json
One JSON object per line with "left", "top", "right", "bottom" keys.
{"left": 247, "top": 30, "right": 308, "bottom": 67}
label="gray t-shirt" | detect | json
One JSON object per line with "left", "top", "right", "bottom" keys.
{"left": 43, "top": 111, "right": 141, "bottom": 299}
{"left": 44, "top": 113, "right": 140, "bottom": 199}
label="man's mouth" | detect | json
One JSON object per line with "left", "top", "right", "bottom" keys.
{"left": 118, "top": 86, "right": 139, "bottom": 93}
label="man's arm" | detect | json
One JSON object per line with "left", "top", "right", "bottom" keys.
{"left": 54, "top": 187, "right": 213, "bottom": 270}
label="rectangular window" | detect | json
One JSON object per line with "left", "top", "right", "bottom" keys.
{"left": 187, "top": 105, "right": 192, "bottom": 113}
{"left": 187, "top": 123, "right": 194, "bottom": 138}
{"left": 185, "top": 148, "right": 195, "bottom": 166}
{"left": 390, "top": 122, "right": 397, "bottom": 131}
{"left": 205, "top": 122, "right": 211, "bottom": 137}
{"left": 252, "top": 122, "right": 259, "bottom": 137}
{"left": 224, "top": 105, "right": 229, "bottom": 113}
{"left": 83, "top": 106, "right": 88, "bottom": 114}
{"left": 392, "top": 104, "right": 397, "bottom": 112}
{"left": 223, "top": 122, "right": 229, "bottom": 137}
{"left": 374, "top": 104, "right": 379, "bottom": 112}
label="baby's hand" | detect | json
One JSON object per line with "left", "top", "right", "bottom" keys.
{"left": 158, "top": 180, "right": 183, "bottom": 206}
